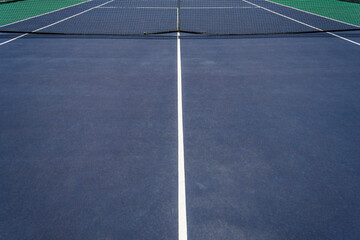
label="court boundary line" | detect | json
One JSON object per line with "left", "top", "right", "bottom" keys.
{"left": 243, "top": 0, "right": 360, "bottom": 45}
{"left": 177, "top": 31, "right": 188, "bottom": 240}
{"left": 0, "top": 33, "right": 28, "bottom": 46}
{"left": 264, "top": 0, "right": 360, "bottom": 28}
{"left": 0, "top": 0, "right": 94, "bottom": 28}
{"left": 0, "top": 0, "right": 113, "bottom": 46}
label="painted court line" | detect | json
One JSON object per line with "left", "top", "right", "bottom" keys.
{"left": 182, "top": 6, "right": 258, "bottom": 9}
{"left": 0, "top": 33, "right": 28, "bottom": 46}
{"left": 0, "top": 0, "right": 94, "bottom": 28}
{"left": 99, "top": 6, "right": 258, "bottom": 9}
{"left": 98, "top": 6, "right": 175, "bottom": 9}
{"left": 33, "top": 0, "right": 114, "bottom": 32}
{"left": 0, "top": 0, "right": 114, "bottom": 46}
{"left": 177, "top": 31, "right": 188, "bottom": 240}
{"left": 264, "top": 0, "right": 360, "bottom": 28}
{"left": 243, "top": 0, "right": 360, "bottom": 46}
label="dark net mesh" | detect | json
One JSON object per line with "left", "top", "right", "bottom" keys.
{"left": 0, "top": 0, "right": 360, "bottom": 36}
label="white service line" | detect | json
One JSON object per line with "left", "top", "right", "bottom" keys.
{"left": 99, "top": 6, "right": 258, "bottom": 9}
{"left": 177, "top": 31, "right": 188, "bottom": 240}
{"left": 181, "top": 6, "right": 258, "bottom": 9}
{"left": 243, "top": 0, "right": 360, "bottom": 46}
{"left": 99, "top": 6, "right": 176, "bottom": 9}
{"left": 0, "top": 0, "right": 94, "bottom": 28}
{"left": 0, "top": 0, "right": 114, "bottom": 46}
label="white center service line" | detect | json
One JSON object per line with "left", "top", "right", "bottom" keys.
{"left": 0, "top": 0, "right": 114, "bottom": 46}
{"left": 177, "top": 31, "right": 188, "bottom": 240}
{"left": 243, "top": 0, "right": 360, "bottom": 46}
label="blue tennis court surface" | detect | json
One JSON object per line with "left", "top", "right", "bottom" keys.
{"left": 182, "top": 36, "right": 360, "bottom": 239}
{"left": 0, "top": 38, "right": 178, "bottom": 239}
{"left": 1, "top": 0, "right": 360, "bottom": 239}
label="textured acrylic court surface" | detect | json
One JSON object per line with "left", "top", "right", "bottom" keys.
{"left": 1, "top": 0, "right": 360, "bottom": 239}
{"left": 0, "top": 38, "right": 178, "bottom": 240}
{"left": 181, "top": 35, "right": 360, "bottom": 240}
{"left": 1, "top": 34, "right": 360, "bottom": 240}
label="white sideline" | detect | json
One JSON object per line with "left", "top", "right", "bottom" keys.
{"left": 243, "top": 0, "right": 360, "bottom": 46}
{"left": 0, "top": 33, "right": 28, "bottom": 46}
{"left": 0, "top": 0, "right": 114, "bottom": 46}
{"left": 264, "top": 0, "right": 360, "bottom": 28}
{"left": 0, "top": 0, "right": 94, "bottom": 28}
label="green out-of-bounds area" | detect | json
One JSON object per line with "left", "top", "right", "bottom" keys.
{"left": 268, "top": 0, "right": 360, "bottom": 26}
{"left": 0, "top": 0, "right": 90, "bottom": 26}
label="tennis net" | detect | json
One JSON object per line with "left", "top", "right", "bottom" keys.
{"left": 0, "top": 0, "right": 360, "bottom": 36}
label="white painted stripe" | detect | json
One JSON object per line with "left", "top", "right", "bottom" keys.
{"left": 263, "top": 0, "right": 360, "bottom": 28}
{"left": 327, "top": 32, "right": 360, "bottom": 46}
{"left": 177, "top": 31, "right": 188, "bottom": 240}
{"left": 99, "top": 6, "right": 176, "bottom": 9}
{"left": 243, "top": 0, "right": 360, "bottom": 46}
{"left": 185, "top": 6, "right": 258, "bottom": 9}
{"left": 0, "top": 0, "right": 113, "bottom": 46}
{"left": 0, "top": 0, "right": 94, "bottom": 28}
{"left": 33, "top": 0, "right": 114, "bottom": 32}
{"left": 181, "top": 6, "right": 258, "bottom": 9}
{"left": 99, "top": 6, "right": 257, "bottom": 9}
{"left": 0, "top": 33, "right": 28, "bottom": 46}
